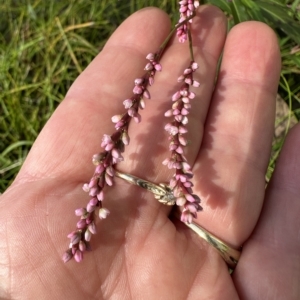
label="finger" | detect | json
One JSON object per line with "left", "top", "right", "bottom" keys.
{"left": 233, "top": 123, "right": 300, "bottom": 299}
{"left": 192, "top": 21, "right": 281, "bottom": 246}
{"left": 14, "top": 8, "right": 171, "bottom": 183}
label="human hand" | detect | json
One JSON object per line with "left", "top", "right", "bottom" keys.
{"left": 1, "top": 5, "right": 298, "bottom": 299}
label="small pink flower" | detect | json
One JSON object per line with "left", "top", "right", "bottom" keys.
{"left": 99, "top": 208, "right": 110, "bottom": 219}
{"left": 74, "top": 250, "right": 83, "bottom": 263}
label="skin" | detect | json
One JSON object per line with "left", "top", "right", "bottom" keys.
{"left": 0, "top": 5, "right": 299, "bottom": 300}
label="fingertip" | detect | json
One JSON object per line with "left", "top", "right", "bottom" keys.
{"left": 222, "top": 21, "right": 281, "bottom": 93}
{"left": 104, "top": 7, "right": 171, "bottom": 54}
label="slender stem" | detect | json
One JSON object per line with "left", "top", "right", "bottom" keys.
{"left": 187, "top": 24, "right": 194, "bottom": 62}
{"left": 156, "top": 13, "right": 196, "bottom": 61}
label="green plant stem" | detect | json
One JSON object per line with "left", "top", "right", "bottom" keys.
{"left": 187, "top": 25, "right": 194, "bottom": 62}
{"left": 156, "top": 12, "right": 196, "bottom": 60}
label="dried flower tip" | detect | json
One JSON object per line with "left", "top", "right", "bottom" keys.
{"left": 192, "top": 80, "right": 200, "bottom": 87}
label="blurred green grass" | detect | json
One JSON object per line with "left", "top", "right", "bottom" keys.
{"left": 0, "top": 0, "right": 299, "bottom": 193}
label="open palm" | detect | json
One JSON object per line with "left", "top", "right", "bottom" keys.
{"left": 1, "top": 6, "right": 299, "bottom": 300}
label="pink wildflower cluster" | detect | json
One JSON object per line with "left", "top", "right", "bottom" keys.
{"left": 176, "top": 0, "right": 200, "bottom": 43}
{"left": 163, "top": 61, "right": 202, "bottom": 224}
{"left": 63, "top": 53, "right": 162, "bottom": 263}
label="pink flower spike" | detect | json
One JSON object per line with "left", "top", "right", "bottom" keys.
{"left": 133, "top": 85, "right": 143, "bottom": 94}
{"left": 106, "top": 165, "right": 115, "bottom": 177}
{"left": 177, "top": 75, "right": 185, "bottom": 82}
{"left": 185, "top": 193, "right": 196, "bottom": 203}
{"left": 139, "top": 98, "right": 146, "bottom": 109}
{"left": 86, "top": 203, "right": 96, "bottom": 213}
{"left": 181, "top": 108, "right": 189, "bottom": 115}
{"left": 111, "top": 114, "right": 122, "bottom": 123}
{"left": 176, "top": 197, "right": 187, "bottom": 206}
{"left": 133, "top": 114, "right": 141, "bottom": 123}
{"left": 179, "top": 126, "right": 188, "bottom": 134}
{"left": 172, "top": 91, "right": 181, "bottom": 101}
{"left": 186, "top": 203, "right": 198, "bottom": 213}
{"left": 62, "top": 249, "right": 73, "bottom": 263}
{"left": 74, "top": 250, "right": 83, "bottom": 263}
{"left": 178, "top": 135, "right": 187, "bottom": 146}
{"left": 70, "top": 232, "right": 81, "bottom": 245}
{"left": 154, "top": 64, "right": 162, "bottom": 71}
{"left": 95, "top": 164, "right": 105, "bottom": 174}
{"left": 123, "top": 99, "right": 133, "bottom": 109}
{"left": 99, "top": 208, "right": 110, "bottom": 219}
{"left": 97, "top": 190, "right": 104, "bottom": 201}
{"left": 148, "top": 77, "right": 154, "bottom": 86}
{"left": 144, "top": 62, "right": 153, "bottom": 71}
{"left": 79, "top": 241, "right": 86, "bottom": 252}
{"left": 89, "top": 197, "right": 98, "bottom": 206}
{"left": 128, "top": 108, "right": 136, "bottom": 117}
{"left": 89, "top": 186, "right": 99, "bottom": 197}
{"left": 193, "top": 80, "right": 200, "bottom": 87}
{"left": 185, "top": 78, "right": 192, "bottom": 85}
{"left": 143, "top": 89, "right": 151, "bottom": 99}
{"left": 191, "top": 62, "right": 199, "bottom": 70}
{"left": 112, "top": 148, "right": 122, "bottom": 159}
{"left": 184, "top": 68, "right": 192, "bottom": 75}
{"left": 182, "top": 116, "right": 189, "bottom": 125}
{"left": 176, "top": 146, "right": 184, "bottom": 154}
{"left": 84, "top": 229, "right": 92, "bottom": 242}
{"left": 75, "top": 208, "right": 87, "bottom": 217}
{"left": 181, "top": 210, "right": 193, "bottom": 224}
{"left": 164, "top": 109, "right": 173, "bottom": 117}
{"left": 67, "top": 231, "right": 77, "bottom": 239}
{"left": 146, "top": 53, "right": 155, "bottom": 60}
{"left": 134, "top": 78, "right": 144, "bottom": 85}
{"left": 182, "top": 161, "right": 191, "bottom": 171}
{"left": 88, "top": 222, "right": 97, "bottom": 235}
{"left": 77, "top": 219, "right": 86, "bottom": 229}
{"left": 104, "top": 143, "right": 114, "bottom": 151}
{"left": 105, "top": 173, "right": 113, "bottom": 186}
{"left": 82, "top": 183, "right": 90, "bottom": 193}
{"left": 162, "top": 158, "right": 170, "bottom": 165}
